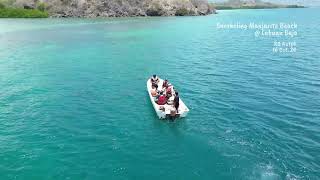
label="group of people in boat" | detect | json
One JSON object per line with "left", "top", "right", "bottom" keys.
{"left": 150, "top": 75, "right": 180, "bottom": 113}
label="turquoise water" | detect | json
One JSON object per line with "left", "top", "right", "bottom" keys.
{"left": 0, "top": 8, "right": 319, "bottom": 180}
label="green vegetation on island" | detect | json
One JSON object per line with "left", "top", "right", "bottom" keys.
{"left": 213, "top": 0, "right": 305, "bottom": 10}
{"left": 0, "top": 8, "right": 48, "bottom": 18}
{"left": 175, "top": 8, "right": 194, "bottom": 16}
{"left": 0, "top": 1, "right": 48, "bottom": 18}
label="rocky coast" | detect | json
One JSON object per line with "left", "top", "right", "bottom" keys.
{"left": 4, "top": 0, "right": 215, "bottom": 17}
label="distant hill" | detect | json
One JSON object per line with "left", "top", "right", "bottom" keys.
{"left": 213, "top": 0, "right": 304, "bottom": 10}
{"left": 268, "top": 0, "right": 320, "bottom": 6}
{"left": 211, "top": 0, "right": 319, "bottom": 7}
{"left": 249, "top": 0, "right": 319, "bottom": 6}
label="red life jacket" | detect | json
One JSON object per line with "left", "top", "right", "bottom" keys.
{"left": 158, "top": 95, "right": 166, "bottom": 105}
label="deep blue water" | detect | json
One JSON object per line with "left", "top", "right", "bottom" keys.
{"left": 0, "top": 8, "right": 319, "bottom": 180}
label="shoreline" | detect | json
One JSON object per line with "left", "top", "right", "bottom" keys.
{"left": 0, "top": 7, "right": 308, "bottom": 18}
{"left": 0, "top": 10, "right": 215, "bottom": 18}
{"left": 0, "top": 7, "right": 307, "bottom": 19}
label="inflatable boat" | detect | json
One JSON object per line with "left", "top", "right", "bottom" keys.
{"left": 147, "top": 77, "right": 189, "bottom": 119}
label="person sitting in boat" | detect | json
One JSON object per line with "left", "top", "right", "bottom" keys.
{"left": 167, "top": 95, "right": 174, "bottom": 105}
{"left": 151, "top": 85, "right": 158, "bottom": 97}
{"left": 157, "top": 92, "right": 167, "bottom": 105}
{"left": 166, "top": 85, "right": 173, "bottom": 98}
{"left": 174, "top": 92, "right": 180, "bottom": 113}
{"left": 150, "top": 74, "right": 159, "bottom": 86}
{"left": 162, "top": 79, "right": 169, "bottom": 89}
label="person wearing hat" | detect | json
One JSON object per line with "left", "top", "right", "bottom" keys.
{"left": 162, "top": 79, "right": 169, "bottom": 89}
{"left": 150, "top": 74, "right": 159, "bottom": 86}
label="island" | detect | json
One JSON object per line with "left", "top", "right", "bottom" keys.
{"left": 0, "top": 0, "right": 216, "bottom": 18}
{"left": 213, "top": 0, "right": 305, "bottom": 10}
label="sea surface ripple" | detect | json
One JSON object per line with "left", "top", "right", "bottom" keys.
{"left": 0, "top": 8, "right": 319, "bottom": 180}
